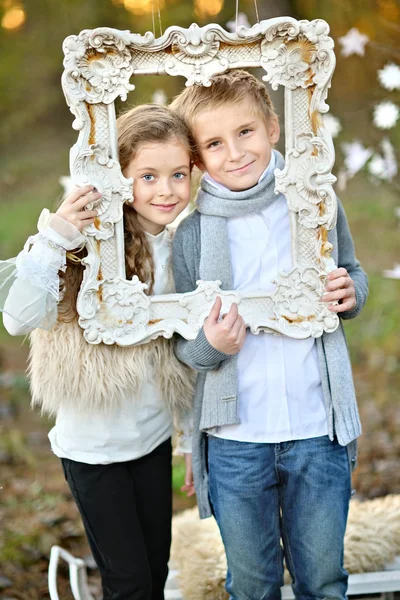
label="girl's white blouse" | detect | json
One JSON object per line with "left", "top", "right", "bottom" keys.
{"left": 2, "top": 214, "right": 192, "bottom": 464}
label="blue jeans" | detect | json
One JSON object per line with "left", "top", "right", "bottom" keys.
{"left": 207, "top": 435, "right": 351, "bottom": 600}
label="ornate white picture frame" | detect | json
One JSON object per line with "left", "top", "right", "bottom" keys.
{"left": 62, "top": 16, "right": 339, "bottom": 346}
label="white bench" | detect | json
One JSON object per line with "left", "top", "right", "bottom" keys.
{"left": 48, "top": 546, "right": 400, "bottom": 600}
{"left": 282, "top": 558, "right": 400, "bottom": 600}
{"left": 48, "top": 546, "right": 94, "bottom": 600}
{"left": 283, "top": 564, "right": 400, "bottom": 600}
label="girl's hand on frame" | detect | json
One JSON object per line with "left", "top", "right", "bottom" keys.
{"left": 181, "top": 453, "right": 195, "bottom": 497}
{"left": 203, "top": 296, "right": 246, "bottom": 355}
{"left": 56, "top": 185, "right": 101, "bottom": 232}
{"left": 322, "top": 267, "right": 356, "bottom": 313}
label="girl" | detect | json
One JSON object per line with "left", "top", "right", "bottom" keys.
{"left": 1, "top": 104, "right": 194, "bottom": 600}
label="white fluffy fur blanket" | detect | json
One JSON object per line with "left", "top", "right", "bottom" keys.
{"left": 171, "top": 495, "right": 400, "bottom": 600}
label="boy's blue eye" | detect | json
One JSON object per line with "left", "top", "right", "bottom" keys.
{"left": 142, "top": 174, "right": 155, "bottom": 181}
{"left": 240, "top": 128, "right": 252, "bottom": 136}
{"left": 173, "top": 172, "right": 186, "bottom": 180}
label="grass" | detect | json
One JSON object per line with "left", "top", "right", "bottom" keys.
{"left": 0, "top": 133, "right": 71, "bottom": 258}
{"left": 337, "top": 176, "right": 400, "bottom": 363}
{"left": 0, "top": 129, "right": 72, "bottom": 351}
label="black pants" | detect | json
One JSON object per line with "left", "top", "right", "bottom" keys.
{"left": 61, "top": 438, "right": 172, "bottom": 600}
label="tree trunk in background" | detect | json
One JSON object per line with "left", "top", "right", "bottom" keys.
{"left": 257, "top": 0, "right": 294, "bottom": 19}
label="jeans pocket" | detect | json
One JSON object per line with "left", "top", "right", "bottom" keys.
{"left": 208, "top": 436, "right": 269, "bottom": 498}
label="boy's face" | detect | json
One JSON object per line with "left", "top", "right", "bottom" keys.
{"left": 192, "top": 99, "right": 280, "bottom": 191}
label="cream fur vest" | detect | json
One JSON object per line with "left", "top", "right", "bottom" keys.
{"left": 29, "top": 319, "right": 194, "bottom": 418}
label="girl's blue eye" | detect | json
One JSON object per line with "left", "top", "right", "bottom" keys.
{"left": 142, "top": 174, "right": 155, "bottom": 181}
{"left": 173, "top": 172, "right": 186, "bottom": 180}
{"left": 208, "top": 141, "right": 220, "bottom": 149}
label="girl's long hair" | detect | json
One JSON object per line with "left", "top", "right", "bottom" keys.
{"left": 58, "top": 104, "right": 194, "bottom": 322}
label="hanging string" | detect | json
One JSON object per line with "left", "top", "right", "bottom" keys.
{"left": 235, "top": 0, "right": 259, "bottom": 30}
{"left": 254, "top": 0, "right": 260, "bottom": 23}
{"left": 235, "top": 0, "right": 239, "bottom": 30}
{"left": 157, "top": 0, "right": 163, "bottom": 37}
{"left": 151, "top": 0, "right": 156, "bottom": 37}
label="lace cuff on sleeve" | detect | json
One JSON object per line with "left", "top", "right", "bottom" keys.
{"left": 38, "top": 209, "right": 86, "bottom": 250}
{"left": 16, "top": 233, "right": 67, "bottom": 301}
{"left": 1, "top": 209, "right": 87, "bottom": 332}
{"left": 0, "top": 238, "right": 63, "bottom": 332}
{"left": 0, "top": 228, "right": 66, "bottom": 321}
{"left": 0, "top": 257, "right": 18, "bottom": 318}
{"left": 14, "top": 205, "right": 86, "bottom": 301}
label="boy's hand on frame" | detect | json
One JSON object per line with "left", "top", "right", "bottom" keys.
{"left": 181, "top": 453, "right": 195, "bottom": 497}
{"left": 322, "top": 268, "right": 356, "bottom": 313}
{"left": 56, "top": 185, "right": 101, "bottom": 232}
{"left": 203, "top": 297, "right": 246, "bottom": 355}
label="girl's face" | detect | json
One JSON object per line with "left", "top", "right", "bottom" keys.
{"left": 124, "top": 136, "right": 191, "bottom": 235}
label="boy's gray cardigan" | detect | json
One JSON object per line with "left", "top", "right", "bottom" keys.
{"left": 172, "top": 199, "right": 368, "bottom": 519}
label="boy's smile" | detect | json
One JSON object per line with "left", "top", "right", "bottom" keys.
{"left": 192, "top": 99, "right": 280, "bottom": 191}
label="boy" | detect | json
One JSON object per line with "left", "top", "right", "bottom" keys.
{"left": 171, "top": 70, "right": 368, "bottom": 600}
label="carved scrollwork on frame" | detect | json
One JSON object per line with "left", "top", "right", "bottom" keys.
{"left": 62, "top": 29, "right": 137, "bottom": 107}
{"left": 61, "top": 17, "right": 339, "bottom": 345}
{"left": 261, "top": 20, "right": 334, "bottom": 95}
{"left": 275, "top": 136, "right": 337, "bottom": 230}
{"left": 70, "top": 144, "right": 133, "bottom": 240}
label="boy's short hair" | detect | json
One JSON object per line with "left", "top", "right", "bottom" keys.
{"left": 170, "top": 69, "right": 277, "bottom": 131}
